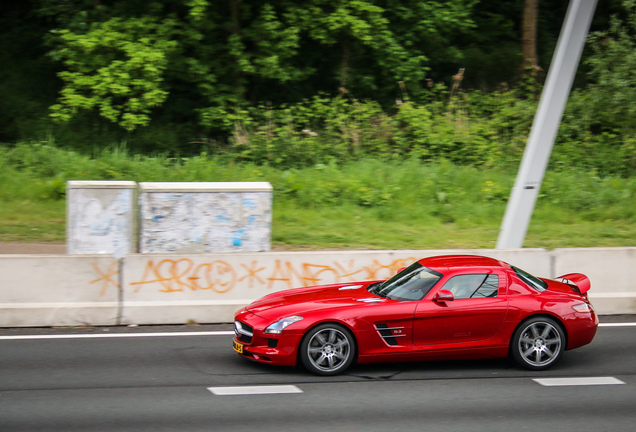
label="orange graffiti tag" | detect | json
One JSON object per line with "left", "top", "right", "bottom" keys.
{"left": 190, "top": 261, "right": 236, "bottom": 293}
{"left": 332, "top": 260, "right": 365, "bottom": 281}
{"left": 266, "top": 260, "right": 365, "bottom": 289}
{"left": 363, "top": 258, "right": 416, "bottom": 280}
{"left": 90, "top": 261, "right": 120, "bottom": 296}
{"left": 238, "top": 261, "right": 266, "bottom": 288}
{"left": 112, "top": 256, "right": 419, "bottom": 295}
{"left": 130, "top": 259, "right": 236, "bottom": 293}
{"left": 131, "top": 259, "right": 194, "bottom": 293}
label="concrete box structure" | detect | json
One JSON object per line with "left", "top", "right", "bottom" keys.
{"left": 138, "top": 182, "right": 273, "bottom": 254}
{"left": 67, "top": 181, "right": 137, "bottom": 257}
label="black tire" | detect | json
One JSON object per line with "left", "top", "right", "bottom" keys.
{"left": 511, "top": 316, "right": 565, "bottom": 371}
{"left": 300, "top": 323, "right": 356, "bottom": 376}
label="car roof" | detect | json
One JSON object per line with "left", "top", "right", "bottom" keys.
{"left": 418, "top": 255, "right": 508, "bottom": 272}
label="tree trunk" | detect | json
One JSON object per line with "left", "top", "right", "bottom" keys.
{"left": 339, "top": 40, "right": 350, "bottom": 91}
{"left": 521, "top": 0, "right": 539, "bottom": 73}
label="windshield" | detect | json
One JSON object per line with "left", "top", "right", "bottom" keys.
{"left": 511, "top": 266, "right": 548, "bottom": 292}
{"left": 369, "top": 262, "right": 443, "bottom": 301}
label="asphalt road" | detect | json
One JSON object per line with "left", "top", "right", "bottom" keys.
{"left": 1, "top": 319, "right": 635, "bottom": 432}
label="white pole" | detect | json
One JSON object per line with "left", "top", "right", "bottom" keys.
{"left": 496, "top": 0, "right": 598, "bottom": 249}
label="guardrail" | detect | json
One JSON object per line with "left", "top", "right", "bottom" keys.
{"left": 1, "top": 248, "right": 634, "bottom": 327}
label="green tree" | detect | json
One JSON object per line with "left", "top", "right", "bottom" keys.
{"left": 585, "top": 0, "right": 636, "bottom": 134}
{"left": 44, "top": 0, "right": 478, "bottom": 136}
{"left": 554, "top": 0, "right": 636, "bottom": 176}
{"left": 50, "top": 16, "right": 178, "bottom": 131}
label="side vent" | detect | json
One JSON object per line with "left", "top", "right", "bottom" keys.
{"left": 375, "top": 323, "right": 405, "bottom": 346}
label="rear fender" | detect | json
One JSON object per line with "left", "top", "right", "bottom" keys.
{"left": 557, "top": 273, "right": 591, "bottom": 294}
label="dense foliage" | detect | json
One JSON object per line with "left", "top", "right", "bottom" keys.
{"left": 1, "top": 145, "right": 634, "bottom": 248}
{"left": 0, "top": 0, "right": 634, "bottom": 177}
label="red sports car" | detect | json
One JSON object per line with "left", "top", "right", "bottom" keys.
{"left": 233, "top": 255, "right": 598, "bottom": 375}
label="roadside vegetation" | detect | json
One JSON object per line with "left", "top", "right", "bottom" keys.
{"left": 1, "top": 1, "right": 635, "bottom": 249}
{"left": 0, "top": 144, "right": 634, "bottom": 249}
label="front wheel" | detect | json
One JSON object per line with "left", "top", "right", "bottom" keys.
{"left": 511, "top": 317, "right": 565, "bottom": 371}
{"left": 300, "top": 323, "right": 355, "bottom": 376}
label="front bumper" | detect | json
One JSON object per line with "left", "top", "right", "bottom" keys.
{"left": 233, "top": 308, "right": 303, "bottom": 367}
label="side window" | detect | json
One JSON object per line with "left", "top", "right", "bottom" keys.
{"left": 442, "top": 274, "right": 499, "bottom": 299}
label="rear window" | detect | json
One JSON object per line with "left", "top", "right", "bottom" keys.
{"left": 511, "top": 266, "right": 548, "bottom": 292}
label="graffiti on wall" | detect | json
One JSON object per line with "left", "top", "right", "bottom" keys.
{"left": 90, "top": 261, "right": 120, "bottom": 296}
{"left": 90, "top": 256, "right": 418, "bottom": 296}
{"left": 68, "top": 187, "right": 135, "bottom": 258}
{"left": 139, "top": 191, "right": 271, "bottom": 254}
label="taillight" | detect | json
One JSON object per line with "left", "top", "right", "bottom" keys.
{"left": 572, "top": 303, "right": 593, "bottom": 313}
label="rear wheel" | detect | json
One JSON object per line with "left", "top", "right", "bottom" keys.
{"left": 300, "top": 323, "right": 355, "bottom": 376}
{"left": 511, "top": 316, "right": 565, "bottom": 371}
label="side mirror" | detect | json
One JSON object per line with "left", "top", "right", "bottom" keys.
{"left": 434, "top": 289, "right": 454, "bottom": 302}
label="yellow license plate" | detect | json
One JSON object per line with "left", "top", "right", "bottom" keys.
{"left": 233, "top": 340, "right": 244, "bottom": 354}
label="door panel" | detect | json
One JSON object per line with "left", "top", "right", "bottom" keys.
{"left": 413, "top": 272, "right": 508, "bottom": 346}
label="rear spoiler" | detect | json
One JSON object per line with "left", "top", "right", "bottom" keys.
{"left": 557, "top": 273, "right": 591, "bottom": 294}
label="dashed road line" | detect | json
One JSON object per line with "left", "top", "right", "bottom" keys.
{"left": 208, "top": 385, "right": 303, "bottom": 396}
{"left": 533, "top": 377, "right": 626, "bottom": 386}
{"left": 599, "top": 322, "right": 636, "bottom": 327}
{"left": 209, "top": 378, "right": 628, "bottom": 395}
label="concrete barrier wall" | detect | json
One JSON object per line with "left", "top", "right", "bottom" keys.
{"left": 119, "top": 249, "right": 551, "bottom": 324}
{"left": 0, "top": 248, "right": 634, "bottom": 327}
{"left": 0, "top": 255, "right": 120, "bottom": 327}
{"left": 553, "top": 247, "right": 636, "bottom": 315}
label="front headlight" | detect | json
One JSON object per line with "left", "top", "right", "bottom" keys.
{"left": 265, "top": 316, "right": 304, "bottom": 334}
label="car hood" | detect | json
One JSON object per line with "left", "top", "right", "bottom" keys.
{"left": 245, "top": 281, "right": 384, "bottom": 320}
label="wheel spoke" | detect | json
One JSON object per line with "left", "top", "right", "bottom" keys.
{"left": 327, "top": 356, "right": 336, "bottom": 368}
{"left": 540, "top": 325, "right": 552, "bottom": 338}
{"left": 327, "top": 330, "right": 337, "bottom": 344}
{"left": 315, "top": 353, "right": 327, "bottom": 366}
{"left": 334, "top": 340, "right": 348, "bottom": 349}
{"left": 315, "top": 333, "right": 327, "bottom": 345}
{"left": 530, "top": 325, "right": 540, "bottom": 338}
{"left": 520, "top": 336, "right": 534, "bottom": 345}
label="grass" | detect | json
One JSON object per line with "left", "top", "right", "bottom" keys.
{"left": 0, "top": 201, "right": 65, "bottom": 242}
{"left": 0, "top": 143, "right": 634, "bottom": 250}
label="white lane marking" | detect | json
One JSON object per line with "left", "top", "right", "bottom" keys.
{"left": 534, "top": 377, "right": 626, "bottom": 387}
{"left": 208, "top": 385, "right": 303, "bottom": 396}
{"left": 0, "top": 331, "right": 234, "bottom": 340}
{"left": 599, "top": 322, "right": 636, "bottom": 327}
{"left": 0, "top": 321, "right": 634, "bottom": 341}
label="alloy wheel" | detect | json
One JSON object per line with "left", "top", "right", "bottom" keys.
{"left": 513, "top": 318, "right": 564, "bottom": 370}
{"left": 301, "top": 324, "right": 354, "bottom": 375}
